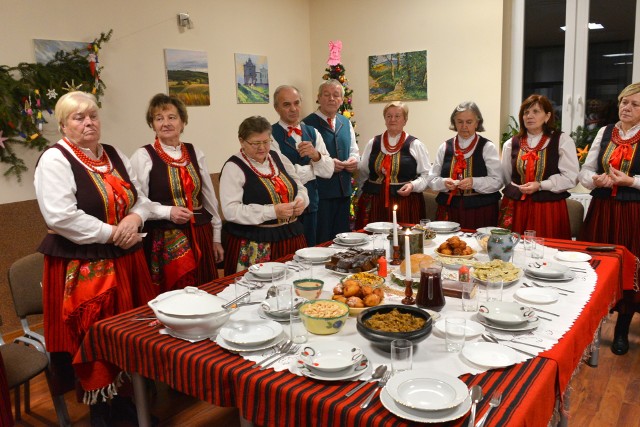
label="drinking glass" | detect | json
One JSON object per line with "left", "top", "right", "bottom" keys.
{"left": 445, "top": 318, "right": 466, "bottom": 352}
{"left": 531, "top": 237, "right": 545, "bottom": 260}
{"left": 461, "top": 281, "right": 478, "bottom": 312}
{"left": 272, "top": 266, "right": 289, "bottom": 311}
{"left": 290, "top": 285, "right": 308, "bottom": 344}
{"left": 372, "top": 233, "right": 387, "bottom": 256}
{"left": 485, "top": 272, "right": 503, "bottom": 302}
{"left": 391, "top": 339, "right": 413, "bottom": 373}
{"left": 234, "top": 276, "right": 250, "bottom": 302}
{"left": 523, "top": 230, "right": 536, "bottom": 258}
{"left": 297, "top": 258, "right": 313, "bottom": 279}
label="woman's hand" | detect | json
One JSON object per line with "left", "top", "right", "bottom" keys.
{"left": 396, "top": 182, "right": 414, "bottom": 196}
{"left": 292, "top": 197, "right": 305, "bottom": 216}
{"left": 444, "top": 179, "right": 458, "bottom": 191}
{"left": 609, "top": 167, "right": 634, "bottom": 186}
{"left": 457, "top": 177, "right": 474, "bottom": 191}
{"left": 170, "top": 206, "right": 194, "bottom": 224}
{"left": 592, "top": 173, "right": 613, "bottom": 188}
{"left": 518, "top": 181, "right": 541, "bottom": 194}
{"left": 213, "top": 242, "right": 224, "bottom": 263}
{"left": 274, "top": 202, "right": 295, "bottom": 220}
{"left": 112, "top": 213, "right": 143, "bottom": 248}
{"left": 343, "top": 157, "right": 358, "bottom": 172}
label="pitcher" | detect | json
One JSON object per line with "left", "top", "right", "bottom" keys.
{"left": 487, "top": 228, "right": 521, "bottom": 262}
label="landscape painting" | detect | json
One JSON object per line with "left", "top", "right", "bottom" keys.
{"left": 34, "top": 39, "right": 88, "bottom": 64}
{"left": 164, "top": 49, "right": 210, "bottom": 106}
{"left": 234, "top": 53, "right": 269, "bottom": 104}
{"left": 368, "top": 50, "right": 428, "bottom": 102}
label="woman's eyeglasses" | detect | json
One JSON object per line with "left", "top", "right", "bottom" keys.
{"left": 243, "top": 139, "right": 271, "bottom": 148}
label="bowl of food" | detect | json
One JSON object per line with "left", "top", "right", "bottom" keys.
{"left": 293, "top": 279, "right": 324, "bottom": 300}
{"left": 299, "top": 300, "right": 349, "bottom": 335}
{"left": 356, "top": 305, "right": 432, "bottom": 350}
{"left": 435, "top": 236, "right": 476, "bottom": 259}
{"left": 475, "top": 233, "right": 490, "bottom": 252}
{"left": 333, "top": 275, "right": 385, "bottom": 315}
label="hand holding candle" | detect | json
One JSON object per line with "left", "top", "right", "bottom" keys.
{"left": 404, "top": 229, "right": 412, "bottom": 278}
{"left": 392, "top": 205, "right": 399, "bottom": 246}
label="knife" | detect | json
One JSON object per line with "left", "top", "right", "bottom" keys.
{"left": 345, "top": 365, "right": 387, "bottom": 397}
{"left": 586, "top": 246, "right": 616, "bottom": 252}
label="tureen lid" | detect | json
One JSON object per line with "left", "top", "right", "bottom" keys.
{"left": 151, "top": 287, "right": 226, "bottom": 316}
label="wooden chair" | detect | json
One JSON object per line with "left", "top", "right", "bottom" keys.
{"left": 422, "top": 190, "right": 438, "bottom": 221}
{"left": 566, "top": 198, "right": 585, "bottom": 239}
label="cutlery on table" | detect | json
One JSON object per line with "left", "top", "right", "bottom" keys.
{"left": 360, "top": 371, "right": 392, "bottom": 409}
{"left": 259, "top": 344, "right": 300, "bottom": 370}
{"left": 222, "top": 291, "right": 251, "bottom": 309}
{"left": 531, "top": 281, "right": 575, "bottom": 294}
{"left": 345, "top": 365, "right": 387, "bottom": 397}
{"left": 485, "top": 331, "right": 546, "bottom": 349}
{"left": 482, "top": 334, "right": 537, "bottom": 357}
{"left": 475, "top": 391, "right": 502, "bottom": 427}
{"left": 467, "top": 385, "right": 483, "bottom": 427}
{"left": 522, "top": 282, "right": 568, "bottom": 296}
{"left": 521, "top": 306, "right": 559, "bottom": 317}
{"left": 252, "top": 340, "right": 292, "bottom": 369}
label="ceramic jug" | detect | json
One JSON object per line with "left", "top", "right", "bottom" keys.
{"left": 487, "top": 228, "right": 521, "bottom": 261}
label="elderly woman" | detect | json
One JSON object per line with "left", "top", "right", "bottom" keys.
{"left": 428, "top": 102, "right": 502, "bottom": 228}
{"left": 34, "top": 91, "right": 156, "bottom": 425}
{"left": 220, "top": 116, "right": 309, "bottom": 275}
{"left": 355, "top": 101, "right": 430, "bottom": 229}
{"left": 498, "top": 94, "right": 579, "bottom": 239}
{"left": 579, "top": 82, "right": 640, "bottom": 356}
{"left": 130, "top": 94, "right": 224, "bottom": 292}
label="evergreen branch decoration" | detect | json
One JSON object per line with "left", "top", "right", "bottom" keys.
{"left": 0, "top": 30, "right": 112, "bottom": 181}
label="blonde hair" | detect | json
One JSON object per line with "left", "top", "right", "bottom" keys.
{"left": 54, "top": 91, "right": 99, "bottom": 134}
{"left": 618, "top": 82, "right": 640, "bottom": 103}
{"left": 383, "top": 101, "right": 409, "bottom": 121}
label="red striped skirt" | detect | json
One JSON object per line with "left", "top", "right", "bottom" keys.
{"left": 498, "top": 197, "right": 571, "bottom": 239}
{"left": 581, "top": 198, "right": 640, "bottom": 258}
{"left": 355, "top": 192, "right": 426, "bottom": 230}
{"left": 187, "top": 222, "right": 218, "bottom": 284}
{"left": 436, "top": 202, "right": 499, "bottom": 229}
{"left": 224, "top": 232, "right": 307, "bottom": 276}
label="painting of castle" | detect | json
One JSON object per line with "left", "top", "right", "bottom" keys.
{"left": 234, "top": 53, "right": 269, "bottom": 104}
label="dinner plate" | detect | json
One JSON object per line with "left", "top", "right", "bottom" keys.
{"left": 385, "top": 371, "right": 468, "bottom": 412}
{"left": 555, "top": 251, "right": 592, "bottom": 262}
{"left": 218, "top": 318, "right": 283, "bottom": 345}
{"left": 524, "top": 270, "right": 576, "bottom": 282}
{"left": 476, "top": 314, "right": 540, "bottom": 332}
{"left": 428, "top": 221, "right": 460, "bottom": 232}
{"left": 380, "top": 388, "right": 471, "bottom": 424}
{"left": 462, "top": 342, "right": 520, "bottom": 368}
{"left": 257, "top": 306, "right": 290, "bottom": 323}
{"left": 244, "top": 271, "right": 285, "bottom": 282}
{"left": 525, "top": 262, "right": 569, "bottom": 279}
{"left": 471, "top": 269, "right": 523, "bottom": 288}
{"left": 515, "top": 287, "right": 560, "bottom": 304}
{"left": 299, "top": 341, "right": 363, "bottom": 372}
{"left": 336, "top": 232, "right": 369, "bottom": 244}
{"left": 215, "top": 331, "right": 286, "bottom": 352}
{"left": 293, "top": 254, "right": 327, "bottom": 265}
{"left": 248, "top": 262, "right": 288, "bottom": 279}
{"left": 478, "top": 301, "right": 537, "bottom": 326}
{"left": 293, "top": 355, "right": 371, "bottom": 381}
{"left": 434, "top": 227, "right": 461, "bottom": 234}
{"left": 295, "top": 247, "right": 336, "bottom": 263}
{"left": 332, "top": 238, "right": 369, "bottom": 247}
{"left": 364, "top": 222, "right": 396, "bottom": 233}
{"left": 163, "top": 328, "right": 214, "bottom": 342}
{"left": 434, "top": 319, "right": 485, "bottom": 339}
{"left": 434, "top": 249, "right": 476, "bottom": 259}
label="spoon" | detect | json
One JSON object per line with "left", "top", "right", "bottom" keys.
{"left": 467, "top": 385, "right": 483, "bottom": 427}
{"left": 482, "top": 334, "right": 537, "bottom": 357}
{"left": 345, "top": 365, "right": 387, "bottom": 397}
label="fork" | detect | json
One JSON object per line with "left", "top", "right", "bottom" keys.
{"left": 486, "top": 331, "right": 546, "bottom": 349}
{"left": 360, "top": 371, "right": 392, "bottom": 409}
{"left": 475, "top": 391, "right": 502, "bottom": 427}
{"left": 531, "top": 281, "right": 575, "bottom": 294}
{"left": 252, "top": 340, "right": 292, "bottom": 369}
{"left": 522, "top": 282, "right": 568, "bottom": 296}
{"left": 259, "top": 344, "right": 300, "bottom": 370}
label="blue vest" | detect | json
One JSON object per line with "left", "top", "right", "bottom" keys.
{"left": 303, "top": 112, "right": 353, "bottom": 199}
{"left": 271, "top": 123, "right": 319, "bottom": 213}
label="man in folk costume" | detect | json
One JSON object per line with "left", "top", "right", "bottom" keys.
{"left": 271, "top": 85, "right": 334, "bottom": 246}
{"left": 304, "top": 79, "right": 359, "bottom": 243}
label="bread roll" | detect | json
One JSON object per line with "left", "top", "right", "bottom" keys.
{"left": 399, "top": 253, "right": 434, "bottom": 278}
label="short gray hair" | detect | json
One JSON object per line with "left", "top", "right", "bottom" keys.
{"left": 273, "top": 85, "right": 301, "bottom": 107}
{"left": 317, "top": 79, "right": 345, "bottom": 99}
{"left": 55, "top": 91, "right": 99, "bottom": 134}
{"left": 449, "top": 101, "right": 485, "bottom": 132}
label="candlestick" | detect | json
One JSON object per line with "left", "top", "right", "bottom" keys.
{"left": 391, "top": 245, "right": 401, "bottom": 265}
{"left": 392, "top": 205, "right": 398, "bottom": 246}
{"left": 404, "top": 230, "right": 412, "bottom": 279}
{"left": 402, "top": 279, "right": 415, "bottom": 305}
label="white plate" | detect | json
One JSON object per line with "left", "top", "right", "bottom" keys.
{"left": 555, "top": 251, "right": 592, "bottom": 262}
{"left": 472, "top": 270, "right": 523, "bottom": 288}
{"left": 163, "top": 328, "right": 214, "bottom": 342}
{"left": 476, "top": 315, "right": 540, "bottom": 332}
{"left": 380, "top": 388, "right": 471, "bottom": 424}
{"left": 525, "top": 262, "right": 569, "bottom": 279}
{"left": 257, "top": 306, "right": 290, "bottom": 323}
{"left": 215, "top": 331, "right": 286, "bottom": 352}
{"left": 524, "top": 270, "right": 576, "bottom": 282}
{"left": 261, "top": 296, "right": 304, "bottom": 318}
{"left": 428, "top": 221, "right": 460, "bottom": 232}
{"left": 244, "top": 271, "right": 286, "bottom": 282}
{"left": 364, "top": 222, "right": 396, "bottom": 233}
{"left": 293, "top": 356, "right": 371, "bottom": 381}
{"left": 248, "top": 262, "right": 288, "bottom": 279}
{"left": 434, "top": 319, "right": 485, "bottom": 339}
{"left": 295, "top": 247, "right": 335, "bottom": 263}
{"left": 385, "top": 371, "right": 468, "bottom": 411}
{"left": 332, "top": 238, "right": 368, "bottom": 247}
{"left": 299, "top": 341, "right": 363, "bottom": 373}
{"left": 293, "top": 254, "right": 327, "bottom": 265}
{"left": 476, "top": 226, "right": 501, "bottom": 235}
{"left": 434, "top": 227, "right": 461, "bottom": 234}
{"left": 336, "top": 232, "right": 369, "bottom": 244}
{"left": 218, "top": 318, "right": 283, "bottom": 345}
{"left": 478, "top": 301, "right": 537, "bottom": 326}
{"left": 515, "top": 287, "right": 560, "bottom": 304}
{"left": 462, "top": 342, "right": 520, "bottom": 368}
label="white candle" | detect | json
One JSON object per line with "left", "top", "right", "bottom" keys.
{"left": 405, "top": 230, "right": 412, "bottom": 278}
{"left": 392, "top": 205, "right": 398, "bottom": 246}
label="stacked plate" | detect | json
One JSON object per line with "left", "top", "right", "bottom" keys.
{"left": 428, "top": 221, "right": 461, "bottom": 234}
{"left": 380, "top": 371, "right": 471, "bottom": 423}
{"left": 294, "top": 341, "right": 370, "bottom": 381}
{"left": 295, "top": 247, "right": 335, "bottom": 264}
{"left": 216, "top": 317, "right": 285, "bottom": 352}
{"left": 248, "top": 262, "right": 288, "bottom": 280}
{"left": 461, "top": 342, "right": 520, "bottom": 368}
{"left": 333, "top": 232, "right": 369, "bottom": 247}
{"left": 258, "top": 295, "right": 304, "bottom": 323}
{"left": 476, "top": 301, "right": 540, "bottom": 332}
{"left": 524, "top": 262, "right": 576, "bottom": 282}
{"left": 363, "top": 222, "right": 397, "bottom": 233}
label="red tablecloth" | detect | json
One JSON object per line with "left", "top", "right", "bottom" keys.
{"left": 77, "top": 239, "right": 628, "bottom": 427}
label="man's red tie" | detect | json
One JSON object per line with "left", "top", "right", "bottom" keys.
{"left": 327, "top": 117, "right": 333, "bottom": 128}
{"left": 287, "top": 126, "right": 302, "bottom": 137}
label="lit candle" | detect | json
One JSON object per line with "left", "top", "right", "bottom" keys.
{"left": 405, "top": 229, "right": 412, "bottom": 279}
{"left": 392, "top": 205, "right": 398, "bottom": 246}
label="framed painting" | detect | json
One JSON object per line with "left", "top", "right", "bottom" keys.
{"left": 368, "top": 50, "right": 428, "bottom": 102}
{"left": 234, "top": 53, "right": 269, "bottom": 104}
{"left": 164, "top": 49, "right": 210, "bottom": 106}
{"left": 34, "top": 39, "right": 88, "bottom": 64}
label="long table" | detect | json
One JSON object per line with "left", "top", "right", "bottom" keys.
{"left": 76, "top": 239, "right": 629, "bottom": 426}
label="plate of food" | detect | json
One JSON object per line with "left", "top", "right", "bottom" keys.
{"left": 332, "top": 275, "right": 385, "bottom": 315}
{"left": 470, "top": 259, "right": 523, "bottom": 286}
{"left": 434, "top": 236, "right": 476, "bottom": 259}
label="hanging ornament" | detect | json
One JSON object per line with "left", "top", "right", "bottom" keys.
{"left": 0, "top": 130, "right": 8, "bottom": 149}
{"left": 34, "top": 89, "right": 42, "bottom": 107}
{"left": 46, "top": 88, "right": 58, "bottom": 99}
{"left": 327, "top": 40, "right": 342, "bottom": 66}
{"left": 62, "top": 79, "right": 83, "bottom": 92}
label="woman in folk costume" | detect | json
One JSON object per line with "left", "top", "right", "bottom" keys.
{"left": 428, "top": 101, "right": 502, "bottom": 228}
{"left": 131, "top": 94, "right": 224, "bottom": 292}
{"left": 498, "top": 94, "right": 579, "bottom": 238}
{"left": 35, "top": 91, "right": 157, "bottom": 425}
{"left": 579, "top": 82, "right": 640, "bottom": 356}
{"left": 220, "top": 116, "right": 309, "bottom": 275}
{"left": 355, "top": 101, "right": 430, "bottom": 228}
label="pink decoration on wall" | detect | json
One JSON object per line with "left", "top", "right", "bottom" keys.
{"left": 327, "top": 40, "right": 342, "bottom": 66}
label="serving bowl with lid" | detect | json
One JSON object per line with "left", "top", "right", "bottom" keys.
{"left": 356, "top": 305, "right": 432, "bottom": 350}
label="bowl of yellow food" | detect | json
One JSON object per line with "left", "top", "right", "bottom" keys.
{"left": 299, "top": 300, "right": 349, "bottom": 335}
{"left": 293, "top": 279, "right": 324, "bottom": 300}
{"left": 356, "top": 305, "right": 432, "bottom": 350}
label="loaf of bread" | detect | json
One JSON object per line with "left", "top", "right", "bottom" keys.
{"left": 399, "top": 253, "right": 434, "bottom": 278}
